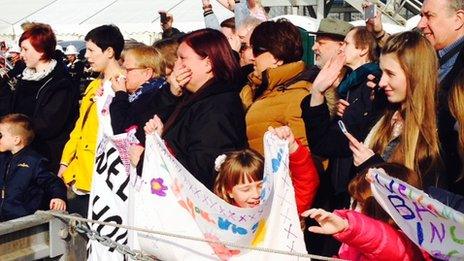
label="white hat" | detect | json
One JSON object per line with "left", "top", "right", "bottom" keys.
{"left": 65, "top": 45, "right": 79, "bottom": 55}
{"left": 56, "top": 44, "right": 64, "bottom": 52}
{"left": 9, "top": 45, "right": 21, "bottom": 54}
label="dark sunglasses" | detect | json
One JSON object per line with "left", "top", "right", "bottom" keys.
{"left": 252, "top": 46, "right": 268, "bottom": 57}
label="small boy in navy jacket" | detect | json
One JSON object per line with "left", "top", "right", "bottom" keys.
{"left": 0, "top": 114, "right": 66, "bottom": 221}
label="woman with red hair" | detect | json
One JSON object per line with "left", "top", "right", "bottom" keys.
{"left": 7, "top": 23, "right": 79, "bottom": 172}
{"left": 144, "top": 28, "right": 247, "bottom": 190}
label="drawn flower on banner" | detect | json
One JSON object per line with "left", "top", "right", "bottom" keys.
{"left": 151, "top": 178, "right": 168, "bottom": 196}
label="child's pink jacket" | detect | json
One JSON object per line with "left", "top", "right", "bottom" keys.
{"left": 333, "top": 210, "right": 432, "bottom": 261}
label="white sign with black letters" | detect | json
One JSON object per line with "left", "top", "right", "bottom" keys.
{"left": 87, "top": 81, "right": 131, "bottom": 261}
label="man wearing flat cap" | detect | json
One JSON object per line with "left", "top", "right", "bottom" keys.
{"left": 310, "top": 18, "right": 354, "bottom": 69}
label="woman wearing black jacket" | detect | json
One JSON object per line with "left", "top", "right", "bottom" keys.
{"left": 9, "top": 23, "right": 79, "bottom": 172}
{"left": 303, "top": 27, "right": 385, "bottom": 196}
{"left": 144, "top": 29, "right": 247, "bottom": 190}
{"left": 301, "top": 26, "right": 387, "bottom": 257}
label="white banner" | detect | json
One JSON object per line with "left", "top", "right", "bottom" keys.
{"left": 370, "top": 168, "right": 464, "bottom": 260}
{"left": 133, "top": 132, "right": 308, "bottom": 260}
{"left": 87, "top": 81, "right": 134, "bottom": 261}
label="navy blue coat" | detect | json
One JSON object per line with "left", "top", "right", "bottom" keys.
{"left": 0, "top": 147, "right": 67, "bottom": 221}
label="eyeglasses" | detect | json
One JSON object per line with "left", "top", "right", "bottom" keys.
{"left": 252, "top": 46, "right": 268, "bottom": 57}
{"left": 125, "top": 67, "right": 146, "bottom": 73}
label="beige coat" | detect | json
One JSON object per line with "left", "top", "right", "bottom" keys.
{"left": 240, "top": 61, "right": 312, "bottom": 155}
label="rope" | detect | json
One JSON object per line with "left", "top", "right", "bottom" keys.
{"left": 13, "top": 0, "right": 61, "bottom": 25}
{"left": 39, "top": 211, "right": 345, "bottom": 261}
{"left": 79, "top": 0, "right": 120, "bottom": 24}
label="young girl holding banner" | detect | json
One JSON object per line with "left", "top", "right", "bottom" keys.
{"left": 213, "top": 126, "right": 320, "bottom": 216}
{"left": 303, "top": 163, "right": 431, "bottom": 260}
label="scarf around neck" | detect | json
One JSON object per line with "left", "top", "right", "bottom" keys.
{"left": 337, "top": 62, "right": 380, "bottom": 98}
{"left": 128, "top": 77, "right": 168, "bottom": 103}
{"left": 22, "top": 59, "right": 57, "bottom": 81}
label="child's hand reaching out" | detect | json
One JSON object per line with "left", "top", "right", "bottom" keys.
{"left": 301, "top": 208, "right": 348, "bottom": 235}
{"left": 50, "top": 198, "right": 66, "bottom": 211}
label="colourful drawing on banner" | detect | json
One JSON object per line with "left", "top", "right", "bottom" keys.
{"left": 96, "top": 135, "right": 109, "bottom": 156}
{"left": 251, "top": 219, "right": 267, "bottom": 246}
{"left": 178, "top": 196, "right": 216, "bottom": 224}
{"left": 133, "top": 133, "right": 308, "bottom": 260}
{"left": 151, "top": 178, "right": 168, "bottom": 197}
{"left": 112, "top": 127, "right": 140, "bottom": 175}
{"left": 271, "top": 148, "right": 283, "bottom": 173}
{"left": 172, "top": 178, "right": 182, "bottom": 197}
{"left": 204, "top": 233, "right": 241, "bottom": 260}
{"left": 125, "top": 125, "right": 140, "bottom": 144}
{"left": 370, "top": 168, "right": 464, "bottom": 260}
{"left": 217, "top": 217, "right": 248, "bottom": 235}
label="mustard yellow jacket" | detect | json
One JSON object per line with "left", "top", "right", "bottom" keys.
{"left": 240, "top": 61, "right": 312, "bottom": 155}
{"left": 60, "top": 79, "right": 100, "bottom": 191}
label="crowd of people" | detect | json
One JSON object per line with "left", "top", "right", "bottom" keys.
{"left": 0, "top": 0, "right": 463, "bottom": 259}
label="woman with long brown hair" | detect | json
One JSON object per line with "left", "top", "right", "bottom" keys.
{"left": 346, "top": 31, "right": 441, "bottom": 188}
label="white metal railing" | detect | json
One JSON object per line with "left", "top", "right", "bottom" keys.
{"left": 261, "top": 0, "right": 422, "bottom": 25}
{"left": 0, "top": 211, "right": 87, "bottom": 261}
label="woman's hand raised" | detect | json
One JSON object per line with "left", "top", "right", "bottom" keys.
{"left": 310, "top": 53, "right": 346, "bottom": 107}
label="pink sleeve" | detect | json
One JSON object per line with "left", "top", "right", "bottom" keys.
{"left": 289, "top": 139, "right": 320, "bottom": 214}
{"left": 333, "top": 210, "right": 429, "bottom": 261}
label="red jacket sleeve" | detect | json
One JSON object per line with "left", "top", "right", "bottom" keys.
{"left": 289, "top": 139, "right": 320, "bottom": 215}
{"left": 333, "top": 210, "right": 431, "bottom": 261}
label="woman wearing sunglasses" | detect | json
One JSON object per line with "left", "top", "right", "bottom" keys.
{"left": 240, "top": 19, "right": 317, "bottom": 155}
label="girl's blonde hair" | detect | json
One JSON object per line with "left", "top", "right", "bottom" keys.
{"left": 123, "top": 45, "right": 166, "bottom": 78}
{"left": 369, "top": 31, "right": 440, "bottom": 183}
{"left": 153, "top": 38, "right": 179, "bottom": 73}
{"left": 349, "top": 162, "right": 421, "bottom": 227}
{"left": 213, "top": 149, "right": 264, "bottom": 204}
{"left": 449, "top": 70, "right": 464, "bottom": 181}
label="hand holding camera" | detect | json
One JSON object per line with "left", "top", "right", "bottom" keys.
{"left": 159, "top": 11, "right": 168, "bottom": 24}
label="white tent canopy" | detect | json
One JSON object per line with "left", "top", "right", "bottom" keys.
{"left": 0, "top": 0, "right": 418, "bottom": 44}
{"left": 0, "top": 0, "right": 234, "bottom": 43}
